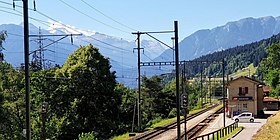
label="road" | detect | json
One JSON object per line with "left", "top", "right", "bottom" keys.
{"left": 230, "top": 119, "right": 267, "bottom": 140}
{"left": 199, "top": 112, "right": 277, "bottom": 140}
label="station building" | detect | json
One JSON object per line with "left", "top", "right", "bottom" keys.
{"left": 226, "top": 76, "right": 263, "bottom": 117}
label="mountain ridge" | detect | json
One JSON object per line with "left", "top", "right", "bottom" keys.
{"left": 155, "top": 16, "right": 280, "bottom": 62}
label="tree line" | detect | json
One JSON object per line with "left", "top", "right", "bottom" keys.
{"left": 183, "top": 33, "right": 280, "bottom": 77}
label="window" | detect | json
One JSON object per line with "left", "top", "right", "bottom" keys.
{"left": 237, "top": 103, "right": 242, "bottom": 112}
{"left": 245, "top": 87, "right": 248, "bottom": 94}
{"left": 242, "top": 103, "right": 248, "bottom": 111}
{"left": 239, "top": 87, "right": 249, "bottom": 95}
{"left": 239, "top": 87, "right": 242, "bottom": 94}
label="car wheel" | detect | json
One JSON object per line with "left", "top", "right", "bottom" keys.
{"left": 250, "top": 119, "right": 254, "bottom": 122}
{"left": 235, "top": 119, "right": 239, "bottom": 122}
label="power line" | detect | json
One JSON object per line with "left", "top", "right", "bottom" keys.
{"left": 58, "top": 0, "right": 131, "bottom": 34}
{"left": 0, "top": 1, "right": 141, "bottom": 73}
{"left": 0, "top": 8, "right": 22, "bottom": 17}
{"left": 80, "top": 0, "right": 137, "bottom": 31}
{"left": 0, "top": 6, "right": 133, "bottom": 53}
{"left": 7, "top": 32, "right": 23, "bottom": 37}
{"left": 1, "top": 9, "right": 136, "bottom": 68}
{"left": 141, "top": 43, "right": 172, "bottom": 61}
{"left": 34, "top": 10, "right": 133, "bottom": 53}
{"left": 146, "top": 33, "right": 173, "bottom": 50}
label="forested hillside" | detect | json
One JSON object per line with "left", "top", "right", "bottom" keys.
{"left": 185, "top": 33, "right": 280, "bottom": 76}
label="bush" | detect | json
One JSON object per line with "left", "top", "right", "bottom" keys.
{"left": 146, "top": 116, "right": 162, "bottom": 127}
{"left": 168, "top": 108, "right": 177, "bottom": 118}
{"left": 78, "top": 132, "right": 97, "bottom": 140}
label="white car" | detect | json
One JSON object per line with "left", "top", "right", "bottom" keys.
{"left": 233, "top": 112, "right": 254, "bottom": 123}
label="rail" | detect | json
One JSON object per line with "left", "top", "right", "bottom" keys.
{"left": 129, "top": 104, "right": 219, "bottom": 140}
{"left": 183, "top": 107, "right": 223, "bottom": 139}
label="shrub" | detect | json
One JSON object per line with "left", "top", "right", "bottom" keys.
{"left": 168, "top": 108, "right": 177, "bottom": 118}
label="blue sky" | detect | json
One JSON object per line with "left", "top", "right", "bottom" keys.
{"left": 1, "top": 0, "right": 280, "bottom": 43}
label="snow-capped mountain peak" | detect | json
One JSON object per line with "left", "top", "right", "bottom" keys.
{"left": 47, "top": 20, "right": 96, "bottom": 36}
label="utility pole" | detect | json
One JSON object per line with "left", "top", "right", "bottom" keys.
{"left": 174, "top": 21, "right": 180, "bottom": 140}
{"left": 132, "top": 31, "right": 144, "bottom": 130}
{"left": 209, "top": 76, "right": 212, "bottom": 104}
{"left": 23, "top": 0, "right": 31, "bottom": 139}
{"left": 200, "top": 68, "right": 203, "bottom": 105}
{"left": 132, "top": 21, "right": 179, "bottom": 138}
{"left": 182, "top": 61, "right": 188, "bottom": 140}
{"left": 222, "top": 58, "right": 225, "bottom": 127}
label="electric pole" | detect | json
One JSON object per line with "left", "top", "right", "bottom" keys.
{"left": 174, "top": 21, "right": 180, "bottom": 140}
{"left": 132, "top": 31, "right": 144, "bottom": 130}
{"left": 29, "top": 33, "right": 81, "bottom": 70}
{"left": 222, "top": 58, "right": 225, "bottom": 127}
{"left": 200, "top": 68, "right": 203, "bottom": 105}
{"left": 209, "top": 76, "right": 212, "bottom": 104}
{"left": 132, "top": 21, "right": 179, "bottom": 138}
{"left": 23, "top": 0, "right": 31, "bottom": 139}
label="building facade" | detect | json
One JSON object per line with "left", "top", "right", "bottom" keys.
{"left": 226, "top": 76, "right": 263, "bottom": 117}
{"left": 263, "top": 97, "right": 279, "bottom": 111}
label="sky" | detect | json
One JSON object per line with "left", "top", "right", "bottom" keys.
{"left": 1, "top": 0, "right": 280, "bottom": 46}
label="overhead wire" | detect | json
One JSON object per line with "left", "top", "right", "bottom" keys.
{"left": 1, "top": 1, "right": 172, "bottom": 82}
{"left": 58, "top": 0, "right": 131, "bottom": 34}
{"left": 80, "top": 0, "right": 137, "bottom": 31}
{"left": 34, "top": 11, "right": 133, "bottom": 53}
{"left": 141, "top": 43, "right": 171, "bottom": 61}
{"left": 0, "top": 0, "right": 134, "bottom": 54}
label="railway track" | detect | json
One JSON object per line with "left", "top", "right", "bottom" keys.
{"left": 181, "top": 107, "right": 223, "bottom": 140}
{"left": 129, "top": 104, "right": 220, "bottom": 140}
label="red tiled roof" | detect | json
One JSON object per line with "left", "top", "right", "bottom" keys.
{"left": 263, "top": 86, "right": 272, "bottom": 92}
{"left": 263, "top": 97, "right": 279, "bottom": 102}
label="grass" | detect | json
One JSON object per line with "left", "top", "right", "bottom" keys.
{"left": 209, "top": 127, "right": 243, "bottom": 140}
{"left": 252, "top": 111, "right": 280, "bottom": 140}
{"left": 230, "top": 64, "right": 257, "bottom": 77}
{"left": 111, "top": 133, "right": 140, "bottom": 140}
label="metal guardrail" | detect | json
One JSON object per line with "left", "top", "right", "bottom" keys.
{"left": 191, "top": 122, "right": 239, "bottom": 140}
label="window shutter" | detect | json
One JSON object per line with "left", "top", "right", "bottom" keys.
{"left": 245, "top": 87, "right": 248, "bottom": 94}
{"left": 239, "top": 87, "right": 242, "bottom": 94}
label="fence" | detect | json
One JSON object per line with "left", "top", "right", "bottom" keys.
{"left": 192, "top": 121, "right": 238, "bottom": 140}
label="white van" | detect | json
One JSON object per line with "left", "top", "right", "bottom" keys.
{"left": 233, "top": 112, "right": 254, "bottom": 123}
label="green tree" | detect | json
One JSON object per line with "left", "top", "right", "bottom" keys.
{"left": 56, "top": 44, "right": 120, "bottom": 139}
{"left": 259, "top": 43, "right": 280, "bottom": 97}
{"left": 29, "top": 67, "right": 65, "bottom": 140}
{"left": 0, "top": 62, "right": 25, "bottom": 139}
{"left": 0, "top": 31, "right": 7, "bottom": 61}
{"left": 259, "top": 43, "right": 280, "bottom": 77}
{"left": 114, "top": 83, "right": 136, "bottom": 134}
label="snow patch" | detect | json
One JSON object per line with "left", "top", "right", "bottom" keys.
{"left": 47, "top": 20, "right": 96, "bottom": 36}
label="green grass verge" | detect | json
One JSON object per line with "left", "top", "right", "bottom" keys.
{"left": 111, "top": 133, "right": 139, "bottom": 140}
{"left": 209, "top": 127, "right": 243, "bottom": 140}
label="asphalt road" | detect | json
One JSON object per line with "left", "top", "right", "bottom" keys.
{"left": 200, "top": 114, "right": 269, "bottom": 140}
{"left": 231, "top": 118, "right": 267, "bottom": 140}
